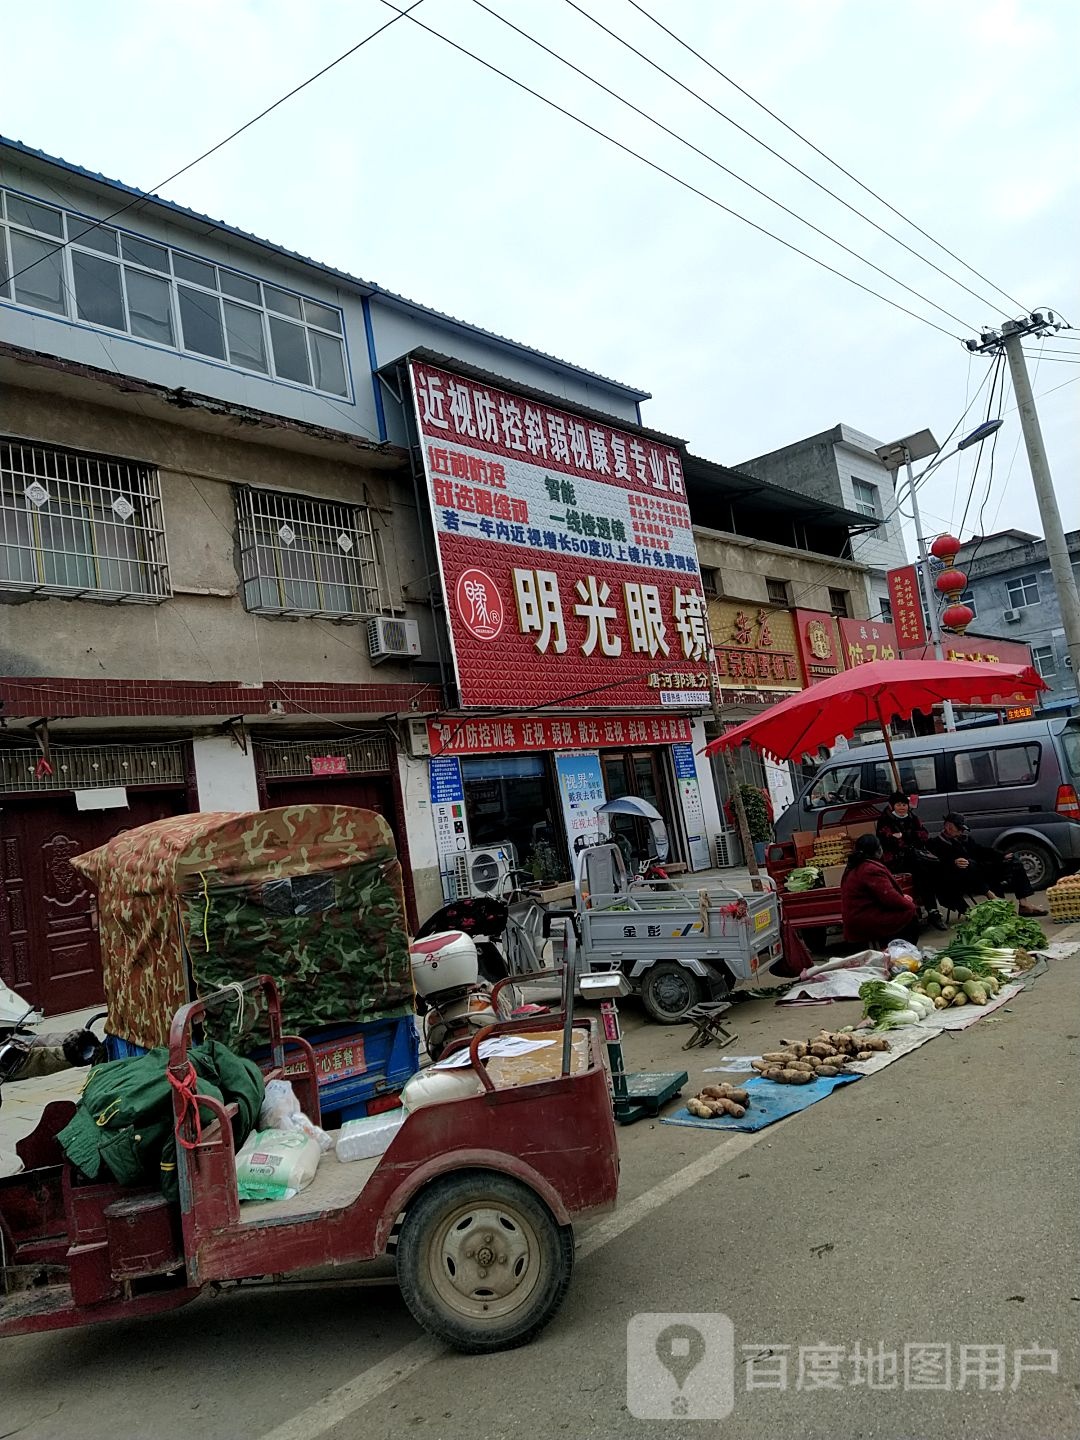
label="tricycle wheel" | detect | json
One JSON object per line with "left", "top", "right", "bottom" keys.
{"left": 640, "top": 963, "right": 705, "bottom": 1023}
{"left": 397, "top": 1171, "right": 574, "bottom": 1353}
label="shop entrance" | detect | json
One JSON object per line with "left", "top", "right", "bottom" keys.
{"left": 600, "top": 750, "right": 675, "bottom": 868}
{"left": 461, "top": 755, "right": 567, "bottom": 884}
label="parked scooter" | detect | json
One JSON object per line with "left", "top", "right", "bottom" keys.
{"left": 0, "top": 979, "right": 105, "bottom": 1109}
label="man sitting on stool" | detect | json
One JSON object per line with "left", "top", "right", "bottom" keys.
{"left": 929, "top": 813, "right": 1048, "bottom": 918}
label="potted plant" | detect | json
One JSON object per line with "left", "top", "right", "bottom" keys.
{"left": 725, "top": 784, "right": 774, "bottom": 864}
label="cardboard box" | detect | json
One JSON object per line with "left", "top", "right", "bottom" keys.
{"left": 821, "top": 864, "right": 845, "bottom": 890}
{"left": 847, "top": 821, "right": 878, "bottom": 840}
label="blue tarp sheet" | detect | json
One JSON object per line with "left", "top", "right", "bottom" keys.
{"left": 661, "top": 1071, "right": 861, "bottom": 1132}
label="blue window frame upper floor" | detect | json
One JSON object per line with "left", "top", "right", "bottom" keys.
{"left": 0, "top": 185, "right": 353, "bottom": 401}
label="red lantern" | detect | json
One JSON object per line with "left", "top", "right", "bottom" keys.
{"left": 935, "top": 567, "right": 968, "bottom": 598}
{"left": 941, "top": 602, "right": 975, "bottom": 634}
{"left": 930, "top": 534, "right": 961, "bottom": 564}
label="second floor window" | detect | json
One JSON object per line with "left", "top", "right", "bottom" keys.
{"left": 766, "top": 577, "right": 790, "bottom": 606}
{"left": 0, "top": 437, "right": 170, "bottom": 601}
{"left": 828, "top": 587, "right": 851, "bottom": 619}
{"left": 1006, "top": 573, "right": 1040, "bottom": 608}
{"left": 960, "top": 588, "right": 977, "bottom": 618}
{"left": 0, "top": 188, "right": 350, "bottom": 399}
{"left": 851, "top": 477, "right": 879, "bottom": 518}
{"left": 236, "top": 486, "right": 384, "bottom": 619}
{"left": 1032, "top": 645, "right": 1057, "bottom": 681}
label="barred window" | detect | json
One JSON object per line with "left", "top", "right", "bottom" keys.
{"left": 0, "top": 437, "right": 170, "bottom": 601}
{"left": 236, "top": 486, "right": 385, "bottom": 619}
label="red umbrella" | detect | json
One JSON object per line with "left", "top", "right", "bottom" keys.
{"left": 704, "top": 659, "right": 1046, "bottom": 786}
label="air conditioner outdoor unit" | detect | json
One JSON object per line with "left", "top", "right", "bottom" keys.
{"left": 463, "top": 844, "right": 516, "bottom": 897}
{"left": 713, "top": 830, "right": 735, "bottom": 868}
{"left": 406, "top": 717, "right": 431, "bottom": 757}
{"left": 367, "top": 616, "right": 421, "bottom": 662}
{"left": 1002, "top": 609, "right": 1021, "bottom": 624}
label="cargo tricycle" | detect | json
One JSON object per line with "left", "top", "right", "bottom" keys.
{"left": 556, "top": 844, "right": 783, "bottom": 1022}
{"left": 0, "top": 974, "right": 619, "bottom": 1354}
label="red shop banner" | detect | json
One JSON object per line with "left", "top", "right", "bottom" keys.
{"left": 837, "top": 617, "right": 899, "bottom": 668}
{"left": 427, "top": 713, "right": 693, "bottom": 758}
{"left": 791, "top": 609, "right": 844, "bottom": 685}
{"left": 887, "top": 565, "right": 926, "bottom": 648}
{"left": 409, "top": 362, "right": 709, "bottom": 710}
{"left": 901, "top": 633, "right": 1036, "bottom": 705}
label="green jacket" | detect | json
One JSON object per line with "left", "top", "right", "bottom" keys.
{"left": 58, "top": 1040, "right": 264, "bottom": 1202}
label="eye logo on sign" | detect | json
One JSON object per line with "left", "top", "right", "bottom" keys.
{"left": 455, "top": 568, "right": 503, "bottom": 640}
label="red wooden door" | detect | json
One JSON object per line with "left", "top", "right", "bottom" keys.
{"left": 0, "top": 791, "right": 187, "bottom": 1016}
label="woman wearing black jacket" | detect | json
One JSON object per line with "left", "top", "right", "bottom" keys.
{"left": 875, "top": 791, "right": 947, "bottom": 930}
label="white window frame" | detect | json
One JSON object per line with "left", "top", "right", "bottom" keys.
{"left": 0, "top": 436, "right": 170, "bottom": 602}
{"left": 959, "top": 588, "right": 977, "bottom": 618}
{"left": 0, "top": 186, "right": 352, "bottom": 401}
{"left": 1006, "top": 573, "right": 1040, "bottom": 608}
{"left": 851, "top": 477, "right": 879, "bottom": 518}
{"left": 235, "top": 485, "right": 389, "bottom": 620}
{"left": 1031, "top": 645, "right": 1057, "bottom": 681}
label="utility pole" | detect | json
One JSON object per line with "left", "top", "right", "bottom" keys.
{"left": 904, "top": 449, "right": 957, "bottom": 731}
{"left": 706, "top": 647, "right": 764, "bottom": 891}
{"left": 967, "top": 313, "right": 1080, "bottom": 704}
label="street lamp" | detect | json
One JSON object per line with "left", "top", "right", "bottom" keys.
{"left": 875, "top": 420, "right": 1006, "bottom": 732}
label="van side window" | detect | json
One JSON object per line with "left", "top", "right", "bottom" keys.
{"left": 807, "top": 764, "right": 862, "bottom": 808}
{"left": 866, "top": 755, "right": 937, "bottom": 801}
{"left": 954, "top": 743, "right": 1040, "bottom": 790}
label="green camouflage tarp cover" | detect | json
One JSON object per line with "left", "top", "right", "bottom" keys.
{"left": 72, "top": 806, "right": 411, "bottom": 1051}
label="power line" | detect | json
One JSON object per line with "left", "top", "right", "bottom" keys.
{"left": 383, "top": 1, "right": 964, "bottom": 341}
{"left": 622, "top": 0, "right": 1030, "bottom": 317}
{"left": 957, "top": 354, "right": 1007, "bottom": 538}
{"left": 471, "top": 0, "right": 979, "bottom": 333}
{"left": 2, "top": 1, "right": 424, "bottom": 291}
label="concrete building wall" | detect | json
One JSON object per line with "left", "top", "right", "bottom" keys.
{"left": 368, "top": 302, "right": 642, "bottom": 444}
{"left": 1, "top": 379, "right": 432, "bottom": 689}
{"left": 693, "top": 527, "right": 871, "bottom": 618}
{"left": 834, "top": 435, "right": 907, "bottom": 573}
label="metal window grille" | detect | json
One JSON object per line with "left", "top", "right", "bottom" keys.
{"left": 0, "top": 437, "right": 170, "bottom": 601}
{"left": 0, "top": 742, "right": 186, "bottom": 793}
{"left": 255, "top": 734, "right": 392, "bottom": 777}
{"left": 236, "top": 486, "right": 387, "bottom": 619}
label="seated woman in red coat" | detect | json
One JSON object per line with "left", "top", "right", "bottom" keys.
{"left": 841, "top": 834, "right": 922, "bottom": 950}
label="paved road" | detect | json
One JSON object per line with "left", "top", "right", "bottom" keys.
{"left": 2, "top": 955, "right": 1077, "bottom": 1440}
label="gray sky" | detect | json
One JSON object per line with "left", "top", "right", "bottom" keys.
{"left": 5, "top": 0, "right": 1078, "bottom": 550}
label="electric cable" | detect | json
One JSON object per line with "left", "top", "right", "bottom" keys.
{"left": 622, "top": 0, "right": 1031, "bottom": 316}
{"left": 1, "top": 1, "right": 424, "bottom": 290}
{"left": 470, "top": 0, "right": 979, "bottom": 333}
{"left": 382, "top": 1, "right": 965, "bottom": 342}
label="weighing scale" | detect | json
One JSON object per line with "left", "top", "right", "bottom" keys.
{"left": 579, "top": 970, "right": 688, "bottom": 1125}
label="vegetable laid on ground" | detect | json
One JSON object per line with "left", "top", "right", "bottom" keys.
{"left": 955, "top": 900, "right": 1047, "bottom": 952}
{"left": 750, "top": 1029, "right": 890, "bottom": 1083}
{"left": 687, "top": 1082, "right": 751, "bottom": 1118}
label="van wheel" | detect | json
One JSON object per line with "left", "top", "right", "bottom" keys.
{"left": 640, "top": 964, "right": 705, "bottom": 1023}
{"left": 397, "top": 1172, "right": 574, "bottom": 1354}
{"left": 1005, "top": 839, "right": 1057, "bottom": 891}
